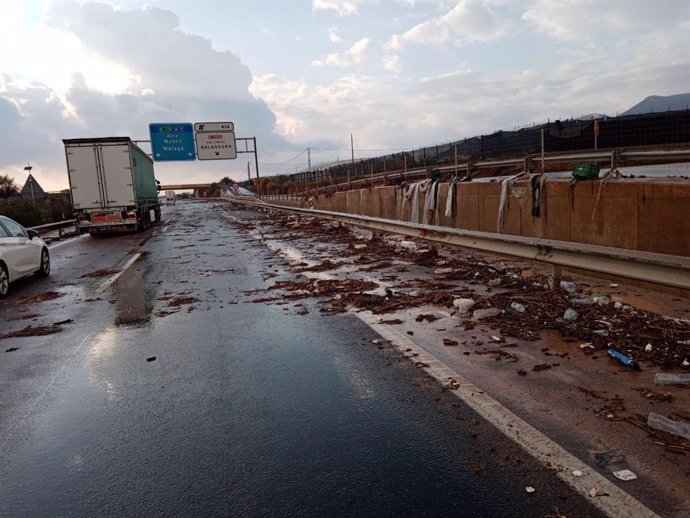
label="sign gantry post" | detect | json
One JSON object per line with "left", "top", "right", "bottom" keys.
{"left": 235, "top": 137, "right": 261, "bottom": 199}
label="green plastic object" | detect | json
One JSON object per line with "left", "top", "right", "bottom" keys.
{"left": 572, "top": 162, "right": 601, "bottom": 180}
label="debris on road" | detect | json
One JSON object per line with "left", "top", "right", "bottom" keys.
{"left": 654, "top": 373, "right": 690, "bottom": 386}
{"left": 146, "top": 356, "right": 156, "bottom": 362}
{"left": 14, "top": 291, "right": 62, "bottom": 305}
{"left": 0, "top": 324, "right": 64, "bottom": 339}
{"left": 647, "top": 412, "right": 690, "bottom": 441}
{"left": 5, "top": 347, "right": 19, "bottom": 352}
{"left": 607, "top": 348, "right": 641, "bottom": 371}
{"left": 612, "top": 469, "right": 638, "bottom": 481}
{"left": 81, "top": 268, "right": 119, "bottom": 278}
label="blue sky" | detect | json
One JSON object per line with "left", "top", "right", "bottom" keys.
{"left": 1, "top": 0, "right": 688, "bottom": 189}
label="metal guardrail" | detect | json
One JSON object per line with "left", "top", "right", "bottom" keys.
{"left": 29, "top": 219, "right": 78, "bottom": 239}
{"left": 225, "top": 198, "right": 690, "bottom": 292}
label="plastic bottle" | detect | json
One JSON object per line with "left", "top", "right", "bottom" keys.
{"left": 654, "top": 373, "right": 690, "bottom": 386}
{"left": 607, "top": 348, "right": 641, "bottom": 371}
{"left": 647, "top": 413, "right": 690, "bottom": 440}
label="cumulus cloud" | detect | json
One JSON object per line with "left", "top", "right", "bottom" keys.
{"left": 390, "top": 0, "right": 509, "bottom": 48}
{"left": 312, "top": 37, "right": 371, "bottom": 66}
{"left": 0, "top": 2, "right": 294, "bottom": 189}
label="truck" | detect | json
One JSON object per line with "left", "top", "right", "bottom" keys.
{"left": 63, "top": 137, "right": 161, "bottom": 234}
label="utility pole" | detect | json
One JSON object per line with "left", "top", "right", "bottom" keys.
{"left": 247, "top": 161, "right": 251, "bottom": 183}
{"left": 307, "top": 147, "right": 311, "bottom": 171}
{"left": 349, "top": 134, "right": 354, "bottom": 188}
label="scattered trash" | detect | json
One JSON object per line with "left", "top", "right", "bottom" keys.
{"left": 371, "top": 339, "right": 383, "bottom": 345}
{"left": 434, "top": 267, "right": 453, "bottom": 275}
{"left": 593, "top": 296, "right": 611, "bottom": 306}
{"left": 490, "top": 335, "right": 504, "bottom": 343}
{"left": 146, "top": 356, "right": 156, "bottom": 362}
{"left": 572, "top": 470, "right": 583, "bottom": 478}
{"left": 579, "top": 343, "right": 595, "bottom": 350}
{"left": 488, "top": 278, "right": 502, "bottom": 287}
{"left": 593, "top": 329, "right": 609, "bottom": 337}
{"left": 613, "top": 469, "right": 637, "bottom": 481}
{"left": 415, "top": 313, "right": 440, "bottom": 323}
{"left": 510, "top": 301, "right": 526, "bottom": 313}
{"left": 53, "top": 319, "right": 73, "bottom": 326}
{"left": 570, "top": 297, "right": 596, "bottom": 306}
{"left": 645, "top": 343, "right": 653, "bottom": 353}
{"left": 563, "top": 308, "right": 579, "bottom": 321}
{"left": 683, "top": 359, "right": 690, "bottom": 367}
{"left": 441, "top": 377, "right": 460, "bottom": 390}
{"left": 5, "top": 347, "right": 19, "bottom": 353}
{"left": 443, "top": 339, "right": 459, "bottom": 346}
{"left": 399, "top": 240, "right": 417, "bottom": 251}
{"left": 452, "top": 298, "right": 475, "bottom": 314}
{"left": 560, "top": 281, "right": 577, "bottom": 293}
{"left": 607, "top": 348, "right": 641, "bottom": 371}
{"left": 532, "top": 363, "right": 551, "bottom": 372}
{"left": 610, "top": 283, "right": 619, "bottom": 288}
{"left": 472, "top": 308, "right": 501, "bottom": 321}
{"left": 525, "top": 487, "right": 535, "bottom": 494}
{"left": 647, "top": 413, "right": 690, "bottom": 440}
{"left": 353, "top": 244, "right": 367, "bottom": 250}
{"left": 588, "top": 487, "right": 607, "bottom": 498}
{"left": 654, "top": 373, "right": 690, "bottom": 386}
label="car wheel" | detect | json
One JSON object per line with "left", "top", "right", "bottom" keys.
{"left": 0, "top": 263, "right": 8, "bottom": 298}
{"left": 37, "top": 248, "right": 51, "bottom": 277}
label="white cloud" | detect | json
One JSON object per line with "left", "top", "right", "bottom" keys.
{"left": 522, "top": 0, "right": 685, "bottom": 41}
{"left": 383, "top": 54, "right": 401, "bottom": 71}
{"left": 313, "top": 0, "right": 363, "bottom": 16}
{"left": 329, "top": 27, "right": 343, "bottom": 42}
{"left": 390, "top": 0, "right": 509, "bottom": 48}
{"left": 312, "top": 37, "right": 371, "bottom": 66}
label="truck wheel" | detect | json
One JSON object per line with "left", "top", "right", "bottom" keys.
{"left": 0, "top": 263, "right": 9, "bottom": 298}
{"left": 36, "top": 248, "right": 51, "bottom": 277}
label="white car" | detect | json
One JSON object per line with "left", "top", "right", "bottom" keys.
{"left": 0, "top": 215, "right": 50, "bottom": 297}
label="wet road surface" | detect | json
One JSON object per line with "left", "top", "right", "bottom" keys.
{"left": 0, "top": 202, "right": 605, "bottom": 517}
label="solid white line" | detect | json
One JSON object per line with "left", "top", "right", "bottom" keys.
{"left": 254, "top": 231, "right": 659, "bottom": 518}
{"left": 48, "top": 234, "right": 88, "bottom": 250}
{"left": 96, "top": 252, "right": 142, "bottom": 293}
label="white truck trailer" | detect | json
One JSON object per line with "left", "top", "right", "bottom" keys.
{"left": 63, "top": 137, "right": 161, "bottom": 234}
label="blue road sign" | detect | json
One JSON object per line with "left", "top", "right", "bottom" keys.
{"left": 149, "top": 123, "right": 196, "bottom": 161}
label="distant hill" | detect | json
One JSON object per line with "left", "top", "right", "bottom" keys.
{"left": 622, "top": 93, "right": 690, "bottom": 116}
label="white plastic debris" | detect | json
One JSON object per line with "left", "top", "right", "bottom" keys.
{"left": 560, "top": 280, "right": 577, "bottom": 293}
{"left": 399, "top": 240, "right": 416, "bottom": 251}
{"left": 683, "top": 359, "right": 690, "bottom": 367}
{"left": 614, "top": 302, "right": 623, "bottom": 309}
{"left": 353, "top": 244, "right": 367, "bottom": 250}
{"left": 645, "top": 343, "right": 653, "bottom": 352}
{"left": 371, "top": 339, "right": 382, "bottom": 345}
{"left": 472, "top": 308, "right": 501, "bottom": 320}
{"left": 572, "top": 470, "right": 583, "bottom": 478}
{"left": 589, "top": 487, "right": 602, "bottom": 498}
{"left": 593, "top": 296, "right": 611, "bottom": 306}
{"left": 579, "top": 343, "right": 595, "bottom": 350}
{"left": 452, "top": 298, "right": 475, "bottom": 314}
{"left": 647, "top": 413, "right": 690, "bottom": 441}
{"left": 563, "top": 308, "right": 579, "bottom": 321}
{"left": 510, "top": 301, "right": 526, "bottom": 313}
{"left": 609, "top": 283, "right": 619, "bottom": 288}
{"left": 593, "top": 329, "right": 610, "bottom": 336}
{"left": 654, "top": 373, "right": 690, "bottom": 386}
{"left": 434, "top": 267, "right": 453, "bottom": 275}
{"left": 613, "top": 469, "right": 638, "bottom": 481}
{"left": 525, "top": 487, "right": 535, "bottom": 494}
{"left": 488, "top": 278, "right": 502, "bottom": 287}
{"left": 490, "top": 335, "right": 503, "bottom": 343}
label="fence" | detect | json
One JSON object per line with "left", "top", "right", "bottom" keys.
{"left": 287, "top": 110, "right": 690, "bottom": 184}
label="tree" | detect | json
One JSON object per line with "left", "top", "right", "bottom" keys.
{"left": 0, "top": 175, "right": 19, "bottom": 198}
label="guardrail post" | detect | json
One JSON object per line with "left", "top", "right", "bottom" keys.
{"left": 549, "top": 264, "right": 562, "bottom": 290}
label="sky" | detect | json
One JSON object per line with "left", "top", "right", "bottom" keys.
{"left": 0, "top": 0, "right": 688, "bottom": 191}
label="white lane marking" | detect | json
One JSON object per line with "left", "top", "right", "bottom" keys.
{"left": 48, "top": 234, "right": 89, "bottom": 250}
{"left": 96, "top": 252, "right": 142, "bottom": 293}
{"left": 162, "top": 226, "right": 169, "bottom": 232}
{"left": 253, "top": 232, "right": 659, "bottom": 518}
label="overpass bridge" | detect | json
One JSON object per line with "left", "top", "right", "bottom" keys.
{"left": 159, "top": 184, "right": 211, "bottom": 191}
